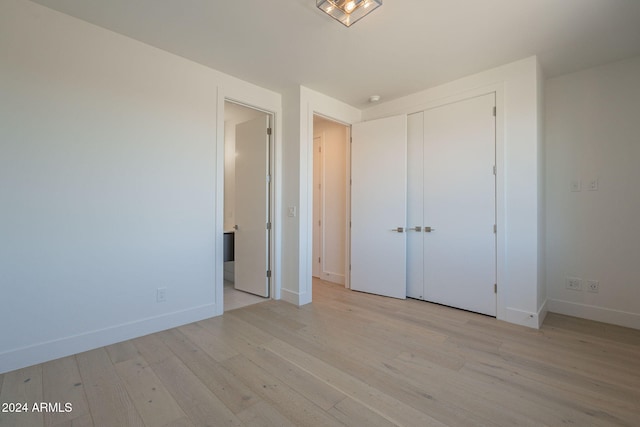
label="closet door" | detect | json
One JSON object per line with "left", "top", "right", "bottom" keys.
{"left": 406, "top": 112, "right": 425, "bottom": 299}
{"left": 423, "top": 93, "right": 496, "bottom": 316}
{"left": 351, "top": 115, "right": 407, "bottom": 299}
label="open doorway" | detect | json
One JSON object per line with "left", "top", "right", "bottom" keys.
{"left": 223, "top": 101, "right": 273, "bottom": 311}
{"left": 312, "top": 115, "right": 351, "bottom": 289}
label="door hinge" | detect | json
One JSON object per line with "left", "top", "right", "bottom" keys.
{"left": 350, "top": 137, "right": 352, "bottom": 143}
{"left": 267, "top": 127, "right": 272, "bottom": 135}
{"left": 493, "top": 224, "right": 497, "bottom": 233}
{"left": 266, "top": 222, "right": 272, "bottom": 230}
{"left": 492, "top": 106, "right": 496, "bottom": 117}
{"left": 493, "top": 165, "right": 496, "bottom": 175}
{"left": 318, "top": 220, "right": 321, "bottom": 226}
{"left": 319, "top": 146, "right": 322, "bottom": 153}
{"left": 267, "top": 270, "right": 272, "bottom": 278}
{"left": 494, "top": 283, "right": 497, "bottom": 293}
{"left": 267, "top": 174, "right": 271, "bottom": 183}
{"left": 318, "top": 257, "right": 321, "bottom": 263}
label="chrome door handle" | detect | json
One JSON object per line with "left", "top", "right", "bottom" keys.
{"left": 408, "top": 226, "right": 422, "bottom": 232}
{"left": 233, "top": 225, "right": 239, "bottom": 230}
{"left": 391, "top": 227, "right": 404, "bottom": 233}
{"left": 424, "top": 226, "right": 435, "bottom": 232}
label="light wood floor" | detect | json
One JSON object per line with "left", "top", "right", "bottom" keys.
{"left": 1, "top": 279, "right": 639, "bottom": 427}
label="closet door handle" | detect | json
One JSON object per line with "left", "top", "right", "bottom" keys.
{"left": 424, "top": 226, "right": 435, "bottom": 233}
{"left": 391, "top": 227, "right": 405, "bottom": 233}
{"left": 408, "top": 226, "right": 422, "bottom": 232}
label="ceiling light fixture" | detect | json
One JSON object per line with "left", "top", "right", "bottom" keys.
{"left": 317, "top": 0, "right": 382, "bottom": 27}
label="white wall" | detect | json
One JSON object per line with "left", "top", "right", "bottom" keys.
{"left": 545, "top": 55, "right": 640, "bottom": 329}
{"left": 0, "top": 0, "right": 281, "bottom": 373}
{"left": 313, "top": 117, "right": 348, "bottom": 284}
{"left": 363, "top": 57, "right": 545, "bottom": 328}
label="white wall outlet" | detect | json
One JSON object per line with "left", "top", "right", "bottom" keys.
{"left": 586, "top": 280, "right": 600, "bottom": 293}
{"left": 288, "top": 206, "right": 297, "bottom": 217}
{"left": 570, "top": 180, "right": 582, "bottom": 192}
{"left": 156, "top": 287, "right": 167, "bottom": 302}
{"left": 566, "top": 277, "right": 582, "bottom": 291}
{"left": 587, "top": 178, "right": 599, "bottom": 191}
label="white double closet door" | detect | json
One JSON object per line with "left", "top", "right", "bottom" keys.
{"left": 351, "top": 93, "right": 496, "bottom": 316}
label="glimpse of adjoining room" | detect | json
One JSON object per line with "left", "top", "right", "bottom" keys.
{"left": 311, "top": 115, "right": 350, "bottom": 289}
{"left": 223, "top": 101, "right": 272, "bottom": 311}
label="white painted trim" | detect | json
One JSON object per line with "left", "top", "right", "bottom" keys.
{"left": 344, "top": 125, "right": 352, "bottom": 290}
{"left": 504, "top": 306, "right": 541, "bottom": 329}
{"left": 299, "top": 87, "right": 362, "bottom": 306}
{"left": 322, "top": 272, "right": 345, "bottom": 285}
{"left": 537, "top": 299, "right": 548, "bottom": 328}
{"left": 0, "top": 304, "right": 217, "bottom": 375}
{"left": 216, "top": 85, "right": 283, "bottom": 314}
{"left": 280, "top": 288, "right": 299, "bottom": 305}
{"left": 548, "top": 299, "right": 640, "bottom": 330}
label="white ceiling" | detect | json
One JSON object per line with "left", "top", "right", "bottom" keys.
{"left": 31, "top": 0, "right": 640, "bottom": 109}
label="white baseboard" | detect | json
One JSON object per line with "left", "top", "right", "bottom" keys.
{"left": 504, "top": 306, "right": 543, "bottom": 329}
{"left": 537, "top": 299, "right": 549, "bottom": 328}
{"left": 0, "top": 304, "right": 218, "bottom": 375}
{"left": 281, "top": 288, "right": 312, "bottom": 306}
{"left": 547, "top": 299, "right": 640, "bottom": 330}
{"left": 321, "top": 271, "right": 345, "bottom": 285}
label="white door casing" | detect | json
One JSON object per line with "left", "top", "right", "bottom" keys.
{"left": 234, "top": 115, "right": 270, "bottom": 297}
{"left": 351, "top": 115, "right": 407, "bottom": 299}
{"left": 312, "top": 135, "right": 323, "bottom": 278}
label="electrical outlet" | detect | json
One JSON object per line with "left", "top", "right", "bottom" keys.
{"left": 587, "top": 178, "right": 599, "bottom": 191}
{"left": 566, "top": 277, "right": 582, "bottom": 291}
{"left": 570, "top": 180, "right": 582, "bottom": 192}
{"left": 586, "top": 280, "right": 600, "bottom": 293}
{"left": 156, "top": 287, "right": 167, "bottom": 302}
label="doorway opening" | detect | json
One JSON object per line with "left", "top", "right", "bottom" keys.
{"left": 223, "top": 101, "right": 273, "bottom": 311}
{"left": 312, "top": 114, "right": 351, "bottom": 291}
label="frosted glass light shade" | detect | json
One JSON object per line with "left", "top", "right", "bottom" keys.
{"left": 317, "top": 0, "right": 382, "bottom": 27}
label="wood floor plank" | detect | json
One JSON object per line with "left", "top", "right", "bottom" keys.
{"left": 105, "top": 341, "right": 140, "bottom": 364}
{"left": 177, "top": 322, "right": 239, "bottom": 362}
{"left": 113, "top": 356, "right": 188, "bottom": 427}
{"left": 75, "top": 348, "right": 144, "bottom": 427}
{"left": 158, "top": 328, "right": 259, "bottom": 415}
{"left": 0, "top": 365, "right": 44, "bottom": 427}
{"left": 327, "top": 397, "right": 398, "bottom": 427}
{"left": 134, "top": 333, "right": 242, "bottom": 427}
{"left": 235, "top": 401, "right": 297, "bottom": 427}
{"left": 41, "top": 355, "right": 90, "bottom": 427}
{"left": 261, "top": 337, "right": 448, "bottom": 427}
{"left": 221, "top": 354, "right": 345, "bottom": 427}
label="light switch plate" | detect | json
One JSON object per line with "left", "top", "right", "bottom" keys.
{"left": 570, "top": 180, "right": 582, "bottom": 192}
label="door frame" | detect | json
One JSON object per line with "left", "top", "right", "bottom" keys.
{"left": 311, "top": 114, "right": 352, "bottom": 289}
{"left": 216, "top": 93, "right": 280, "bottom": 316}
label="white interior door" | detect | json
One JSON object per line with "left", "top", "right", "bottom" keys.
{"left": 423, "top": 93, "right": 496, "bottom": 316}
{"left": 235, "top": 115, "right": 270, "bottom": 297}
{"left": 406, "top": 112, "right": 425, "bottom": 299}
{"left": 312, "top": 136, "right": 322, "bottom": 278}
{"left": 351, "top": 115, "right": 407, "bottom": 299}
